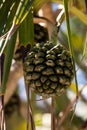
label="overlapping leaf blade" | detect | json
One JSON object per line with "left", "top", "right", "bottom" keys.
{"left": 3, "top": 1, "right": 20, "bottom": 33}
{"left": 19, "top": 11, "right": 34, "bottom": 47}
{"left": 63, "top": 0, "right": 78, "bottom": 96}
{"left": 1, "top": 32, "right": 17, "bottom": 94}
{"left": 0, "top": 0, "right": 16, "bottom": 36}
{"left": 0, "top": 0, "right": 35, "bottom": 94}
{"left": 14, "top": 0, "right": 34, "bottom": 25}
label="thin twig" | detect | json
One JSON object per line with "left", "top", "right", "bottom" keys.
{"left": 27, "top": 87, "right": 36, "bottom": 130}
{"left": 0, "top": 96, "right": 6, "bottom": 130}
{"left": 0, "top": 32, "right": 8, "bottom": 40}
{"left": 51, "top": 97, "right": 55, "bottom": 130}
{"left": 57, "top": 97, "right": 76, "bottom": 127}
{"left": 0, "top": 54, "right": 6, "bottom": 130}
{"left": 26, "top": 86, "right": 30, "bottom": 130}
{"left": 57, "top": 85, "right": 87, "bottom": 127}
{"left": 24, "top": 80, "right": 36, "bottom": 130}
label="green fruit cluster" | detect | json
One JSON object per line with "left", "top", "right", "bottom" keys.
{"left": 23, "top": 42, "right": 74, "bottom": 98}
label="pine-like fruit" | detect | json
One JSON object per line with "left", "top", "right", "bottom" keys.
{"left": 23, "top": 42, "right": 74, "bottom": 98}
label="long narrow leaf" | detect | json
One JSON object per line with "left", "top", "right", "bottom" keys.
{"left": 20, "top": 0, "right": 34, "bottom": 23}
{"left": 51, "top": 97, "right": 55, "bottom": 130}
{"left": 27, "top": 11, "right": 34, "bottom": 46}
{"left": 0, "top": 0, "right": 34, "bottom": 55}
{"left": 70, "top": 7, "right": 87, "bottom": 25}
{"left": 19, "top": 10, "right": 34, "bottom": 47}
{"left": 14, "top": 0, "right": 28, "bottom": 24}
{"left": 82, "top": 32, "right": 87, "bottom": 58}
{"left": 0, "top": 39, "right": 5, "bottom": 53}
{"left": 1, "top": 31, "right": 17, "bottom": 94}
{"left": 3, "top": 1, "right": 20, "bottom": 34}
{"left": 63, "top": 0, "right": 78, "bottom": 96}
{"left": 0, "top": 0, "right": 16, "bottom": 36}
{"left": 14, "top": 0, "right": 34, "bottom": 25}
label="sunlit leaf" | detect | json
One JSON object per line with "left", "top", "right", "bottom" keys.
{"left": 0, "top": 0, "right": 16, "bottom": 36}
{"left": 70, "top": 7, "right": 87, "bottom": 25}
{"left": 14, "top": 0, "right": 34, "bottom": 25}
{"left": 4, "top": 1, "right": 19, "bottom": 33}
{"left": 63, "top": 0, "right": 78, "bottom": 96}
{"left": 0, "top": 0, "right": 34, "bottom": 55}
{"left": 83, "top": 32, "right": 87, "bottom": 58}
{"left": 59, "top": 16, "right": 86, "bottom": 53}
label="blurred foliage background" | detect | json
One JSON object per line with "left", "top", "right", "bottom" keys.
{"left": 0, "top": 0, "right": 87, "bottom": 130}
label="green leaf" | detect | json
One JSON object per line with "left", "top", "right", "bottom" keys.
{"left": 0, "top": 0, "right": 3, "bottom": 4}
{"left": 83, "top": 32, "right": 87, "bottom": 57}
{"left": 14, "top": 0, "right": 34, "bottom": 25}
{"left": 0, "top": 38, "right": 5, "bottom": 53}
{"left": 1, "top": 31, "right": 17, "bottom": 94}
{"left": 63, "top": 0, "right": 79, "bottom": 96}
{"left": 19, "top": 10, "right": 34, "bottom": 47}
{"left": 0, "top": 0, "right": 34, "bottom": 55}
{"left": 3, "top": 1, "right": 19, "bottom": 33}
{"left": 59, "top": 16, "right": 86, "bottom": 53}
{"left": 0, "top": 0, "right": 16, "bottom": 36}
{"left": 70, "top": 7, "right": 87, "bottom": 25}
